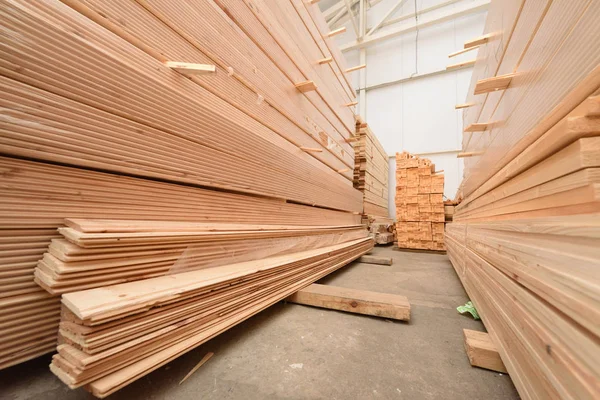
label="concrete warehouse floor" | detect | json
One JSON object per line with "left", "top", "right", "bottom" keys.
{"left": 1, "top": 246, "right": 519, "bottom": 400}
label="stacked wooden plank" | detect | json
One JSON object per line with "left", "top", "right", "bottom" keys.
{"left": 0, "top": 0, "right": 366, "bottom": 371}
{"left": 368, "top": 221, "right": 396, "bottom": 245}
{"left": 353, "top": 117, "right": 394, "bottom": 243}
{"left": 51, "top": 237, "right": 372, "bottom": 398}
{"left": 448, "top": 1, "right": 600, "bottom": 398}
{"left": 34, "top": 219, "right": 367, "bottom": 294}
{"left": 395, "top": 152, "right": 445, "bottom": 251}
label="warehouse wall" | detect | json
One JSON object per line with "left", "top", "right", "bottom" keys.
{"left": 324, "top": 0, "right": 487, "bottom": 217}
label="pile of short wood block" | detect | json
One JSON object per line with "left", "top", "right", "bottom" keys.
{"left": 353, "top": 117, "right": 394, "bottom": 244}
{"left": 395, "top": 152, "right": 445, "bottom": 251}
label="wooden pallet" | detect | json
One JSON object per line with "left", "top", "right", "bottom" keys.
{"left": 395, "top": 152, "right": 445, "bottom": 251}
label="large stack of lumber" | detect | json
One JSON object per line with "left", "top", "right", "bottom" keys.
{"left": 35, "top": 219, "right": 367, "bottom": 294}
{"left": 447, "top": 1, "right": 600, "bottom": 399}
{"left": 395, "top": 152, "right": 445, "bottom": 251}
{"left": 353, "top": 117, "right": 393, "bottom": 243}
{"left": 0, "top": 0, "right": 370, "bottom": 377}
{"left": 46, "top": 221, "right": 371, "bottom": 397}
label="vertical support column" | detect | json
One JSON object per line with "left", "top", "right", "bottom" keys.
{"left": 358, "top": 0, "right": 367, "bottom": 119}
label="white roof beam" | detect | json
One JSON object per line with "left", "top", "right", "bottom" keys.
{"left": 366, "top": 0, "right": 409, "bottom": 37}
{"left": 341, "top": 0, "right": 490, "bottom": 52}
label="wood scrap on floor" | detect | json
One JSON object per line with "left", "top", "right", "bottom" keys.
{"left": 463, "top": 329, "right": 507, "bottom": 373}
{"left": 358, "top": 255, "right": 393, "bottom": 265}
{"left": 286, "top": 284, "right": 410, "bottom": 321}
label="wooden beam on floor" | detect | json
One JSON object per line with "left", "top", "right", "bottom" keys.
{"left": 358, "top": 255, "right": 393, "bottom": 265}
{"left": 463, "top": 329, "right": 508, "bottom": 373}
{"left": 286, "top": 284, "right": 410, "bottom": 320}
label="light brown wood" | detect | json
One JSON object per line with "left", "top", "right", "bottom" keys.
{"left": 457, "top": 151, "right": 483, "bottom": 158}
{"left": 179, "top": 352, "right": 214, "bottom": 384}
{"left": 295, "top": 80, "right": 318, "bottom": 92}
{"left": 286, "top": 283, "right": 410, "bottom": 320}
{"left": 448, "top": 46, "right": 479, "bottom": 58}
{"left": 464, "top": 32, "right": 497, "bottom": 49}
{"left": 300, "top": 146, "right": 323, "bottom": 152}
{"left": 464, "top": 122, "right": 495, "bottom": 132}
{"left": 325, "top": 27, "right": 346, "bottom": 38}
{"left": 446, "top": 59, "right": 476, "bottom": 70}
{"left": 317, "top": 56, "right": 333, "bottom": 64}
{"left": 358, "top": 255, "right": 393, "bottom": 265}
{"left": 164, "top": 62, "right": 216, "bottom": 75}
{"left": 345, "top": 64, "right": 366, "bottom": 73}
{"left": 455, "top": 103, "right": 475, "bottom": 109}
{"left": 463, "top": 329, "right": 508, "bottom": 373}
{"left": 473, "top": 73, "right": 515, "bottom": 95}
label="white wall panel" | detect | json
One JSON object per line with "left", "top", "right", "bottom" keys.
{"left": 321, "top": 0, "right": 487, "bottom": 216}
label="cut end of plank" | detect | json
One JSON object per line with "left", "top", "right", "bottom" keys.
{"left": 446, "top": 59, "right": 476, "bottom": 71}
{"left": 463, "top": 329, "right": 508, "bottom": 373}
{"left": 300, "top": 146, "right": 323, "bottom": 153}
{"left": 317, "top": 56, "right": 333, "bottom": 64}
{"left": 326, "top": 27, "right": 346, "bottom": 38}
{"left": 457, "top": 151, "right": 483, "bottom": 158}
{"left": 165, "top": 62, "right": 216, "bottom": 75}
{"left": 295, "top": 80, "right": 317, "bottom": 93}
{"left": 286, "top": 283, "right": 410, "bottom": 321}
{"left": 474, "top": 73, "right": 515, "bottom": 95}
{"left": 455, "top": 103, "right": 475, "bottom": 110}
{"left": 345, "top": 64, "right": 366, "bottom": 73}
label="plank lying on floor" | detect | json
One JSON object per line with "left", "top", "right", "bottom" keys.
{"left": 286, "top": 283, "right": 410, "bottom": 320}
{"left": 463, "top": 329, "right": 508, "bottom": 373}
{"left": 357, "top": 255, "right": 393, "bottom": 265}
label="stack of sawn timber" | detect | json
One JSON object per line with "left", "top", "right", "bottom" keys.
{"left": 353, "top": 117, "right": 394, "bottom": 243}
{"left": 0, "top": 0, "right": 369, "bottom": 375}
{"left": 447, "top": 1, "right": 600, "bottom": 399}
{"left": 395, "top": 152, "right": 445, "bottom": 251}
{"left": 44, "top": 219, "right": 371, "bottom": 397}
{"left": 35, "top": 219, "right": 368, "bottom": 295}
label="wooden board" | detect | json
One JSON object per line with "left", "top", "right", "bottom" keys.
{"left": 286, "top": 283, "right": 410, "bottom": 321}
{"left": 463, "top": 329, "right": 508, "bottom": 373}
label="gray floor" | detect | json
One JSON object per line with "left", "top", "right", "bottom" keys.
{"left": 1, "top": 246, "right": 519, "bottom": 400}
